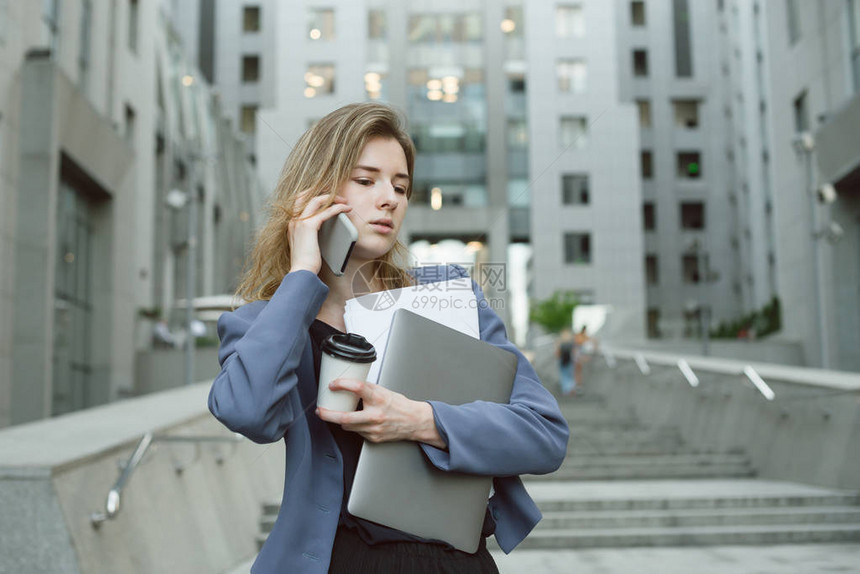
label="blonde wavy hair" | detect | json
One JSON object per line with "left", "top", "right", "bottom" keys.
{"left": 236, "top": 102, "right": 417, "bottom": 303}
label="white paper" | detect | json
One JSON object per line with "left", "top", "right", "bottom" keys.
{"left": 343, "top": 279, "right": 480, "bottom": 384}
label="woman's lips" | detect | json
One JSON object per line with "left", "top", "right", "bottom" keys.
{"left": 370, "top": 223, "right": 393, "bottom": 234}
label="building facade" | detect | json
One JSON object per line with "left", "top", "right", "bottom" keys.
{"left": 0, "top": 0, "right": 261, "bottom": 427}
{"left": 762, "top": 0, "right": 860, "bottom": 370}
{"left": 180, "top": 0, "right": 646, "bottom": 338}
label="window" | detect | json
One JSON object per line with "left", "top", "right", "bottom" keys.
{"left": 673, "top": 100, "right": 699, "bottom": 128}
{"left": 240, "top": 105, "right": 257, "bottom": 134}
{"left": 643, "top": 202, "right": 656, "bottom": 230}
{"left": 79, "top": 0, "right": 92, "bottom": 92}
{"left": 556, "top": 5, "right": 585, "bottom": 38}
{"left": 365, "top": 70, "right": 386, "bottom": 100}
{"left": 0, "top": 0, "right": 7, "bottom": 44}
{"left": 645, "top": 255, "right": 659, "bottom": 285}
{"left": 786, "top": 0, "right": 800, "bottom": 45}
{"left": 243, "top": 6, "right": 261, "bottom": 33}
{"left": 633, "top": 49, "right": 649, "bottom": 77}
{"left": 680, "top": 202, "right": 705, "bottom": 229}
{"left": 408, "top": 13, "right": 483, "bottom": 43}
{"left": 676, "top": 152, "right": 701, "bottom": 178}
{"left": 502, "top": 6, "right": 523, "bottom": 38}
{"left": 53, "top": 178, "right": 97, "bottom": 416}
{"left": 563, "top": 233, "right": 592, "bottom": 264}
{"left": 508, "top": 72, "right": 526, "bottom": 93}
{"left": 647, "top": 308, "right": 661, "bottom": 338}
{"left": 125, "top": 104, "right": 136, "bottom": 147}
{"left": 849, "top": 0, "right": 860, "bottom": 93}
{"left": 641, "top": 150, "right": 653, "bottom": 179}
{"left": 637, "top": 100, "right": 651, "bottom": 128}
{"left": 305, "top": 64, "right": 335, "bottom": 97}
{"left": 42, "top": 0, "right": 61, "bottom": 55}
{"left": 562, "top": 174, "right": 590, "bottom": 205}
{"left": 682, "top": 254, "right": 701, "bottom": 283}
{"left": 560, "top": 117, "right": 588, "bottom": 149}
{"left": 673, "top": 0, "right": 693, "bottom": 77}
{"left": 793, "top": 90, "right": 808, "bottom": 132}
{"left": 507, "top": 119, "right": 528, "bottom": 149}
{"left": 631, "top": 1, "right": 646, "bottom": 26}
{"left": 369, "top": 9, "right": 387, "bottom": 39}
{"left": 128, "top": 0, "right": 139, "bottom": 52}
{"left": 242, "top": 55, "right": 260, "bottom": 83}
{"left": 557, "top": 60, "right": 587, "bottom": 93}
{"left": 308, "top": 8, "right": 335, "bottom": 41}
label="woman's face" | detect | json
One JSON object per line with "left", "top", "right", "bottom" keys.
{"left": 337, "top": 136, "right": 409, "bottom": 263}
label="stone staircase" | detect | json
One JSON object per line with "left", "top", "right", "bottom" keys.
{"left": 253, "top": 389, "right": 860, "bottom": 552}
{"left": 502, "top": 391, "right": 860, "bottom": 549}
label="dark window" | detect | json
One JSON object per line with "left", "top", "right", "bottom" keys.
{"left": 786, "top": 0, "right": 801, "bottom": 45}
{"left": 637, "top": 100, "right": 651, "bottom": 128}
{"left": 673, "top": 100, "right": 699, "bottom": 128}
{"left": 243, "top": 6, "right": 261, "bottom": 32}
{"left": 631, "top": 1, "right": 646, "bottom": 26}
{"left": 645, "top": 254, "right": 659, "bottom": 285}
{"left": 677, "top": 151, "right": 701, "bottom": 178}
{"left": 240, "top": 105, "right": 257, "bottom": 134}
{"left": 563, "top": 233, "right": 592, "bottom": 264}
{"left": 643, "top": 202, "right": 656, "bottom": 230}
{"left": 680, "top": 202, "right": 705, "bottom": 229}
{"left": 682, "top": 254, "right": 700, "bottom": 283}
{"left": 633, "top": 49, "right": 649, "bottom": 76}
{"left": 647, "top": 308, "right": 661, "bottom": 338}
{"left": 128, "top": 0, "right": 139, "bottom": 52}
{"left": 242, "top": 55, "right": 260, "bottom": 83}
{"left": 673, "top": 0, "right": 693, "bottom": 77}
{"left": 562, "top": 174, "right": 590, "bottom": 205}
{"left": 641, "top": 150, "right": 653, "bottom": 179}
{"left": 793, "top": 91, "right": 808, "bottom": 132}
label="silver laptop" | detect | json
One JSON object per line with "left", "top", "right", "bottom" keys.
{"left": 347, "top": 309, "right": 517, "bottom": 553}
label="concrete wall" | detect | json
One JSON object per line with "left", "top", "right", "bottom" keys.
{"left": 569, "top": 347, "right": 860, "bottom": 490}
{"left": 134, "top": 348, "right": 221, "bottom": 395}
{"left": 0, "top": 384, "right": 283, "bottom": 574}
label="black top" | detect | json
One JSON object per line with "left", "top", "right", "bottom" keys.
{"left": 309, "top": 318, "right": 496, "bottom": 546}
{"left": 309, "top": 318, "right": 439, "bottom": 545}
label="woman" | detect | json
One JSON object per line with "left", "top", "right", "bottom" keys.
{"left": 208, "top": 102, "right": 569, "bottom": 574}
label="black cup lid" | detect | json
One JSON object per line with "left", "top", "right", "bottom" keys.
{"left": 321, "top": 333, "right": 377, "bottom": 363}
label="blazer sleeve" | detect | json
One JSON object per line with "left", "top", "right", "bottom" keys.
{"left": 419, "top": 265, "right": 570, "bottom": 477}
{"left": 207, "top": 270, "right": 329, "bottom": 444}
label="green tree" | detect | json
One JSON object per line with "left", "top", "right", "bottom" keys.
{"left": 529, "top": 290, "right": 579, "bottom": 334}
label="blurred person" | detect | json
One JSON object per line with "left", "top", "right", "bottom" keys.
{"left": 206, "top": 102, "right": 569, "bottom": 574}
{"left": 555, "top": 328, "right": 575, "bottom": 396}
{"left": 573, "top": 326, "right": 593, "bottom": 388}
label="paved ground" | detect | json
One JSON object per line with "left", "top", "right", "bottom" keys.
{"left": 521, "top": 478, "right": 858, "bottom": 501}
{"left": 490, "top": 544, "right": 860, "bottom": 573}
{"left": 228, "top": 544, "right": 860, "bottom": 573}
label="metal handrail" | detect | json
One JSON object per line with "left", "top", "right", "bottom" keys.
{"left": 90, "top": 431, "right": 244, "bottom": 528}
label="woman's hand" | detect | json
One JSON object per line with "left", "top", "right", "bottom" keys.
{"left": 288, "top": 190, "right": 352, "bottom": 275}
{"left": 316, "top": 378, "right": 447, "bottom": 449}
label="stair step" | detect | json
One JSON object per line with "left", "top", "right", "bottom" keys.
{"left": 563, "top": 453, "right": 751, "bottom": 468}
{"left": 535, "top": 507, "right": 860, "bottom": 530}
{"left": 529, "top": 493, "right": 860, "bottom": 513}
{"left": 488, "top": 523, "right": 860, "bottom": 549}
{"left": 532, "top": 464, "right": 756, "bottom": 481}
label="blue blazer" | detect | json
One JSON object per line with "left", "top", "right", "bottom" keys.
{"left": 208, "top": 264, "right": 569, "bottom": 573}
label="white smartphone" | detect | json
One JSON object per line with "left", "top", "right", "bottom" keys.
{"left": 319, "top": 212, "right": 359, "bottom": 276}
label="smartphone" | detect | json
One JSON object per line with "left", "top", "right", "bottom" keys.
{"left": 319, "top": 212, "right": 359, "bottom": 276}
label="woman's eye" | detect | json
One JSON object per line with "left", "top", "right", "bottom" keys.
{"left": 355, "top": 178, "right": 373, "bottom": 186}
{"left": 395, "top": 187, "right": 407, "bottom": 195}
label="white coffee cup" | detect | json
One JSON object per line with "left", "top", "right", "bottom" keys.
{"left": 318, "top": 333, "right": 377, "bottom": 412}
